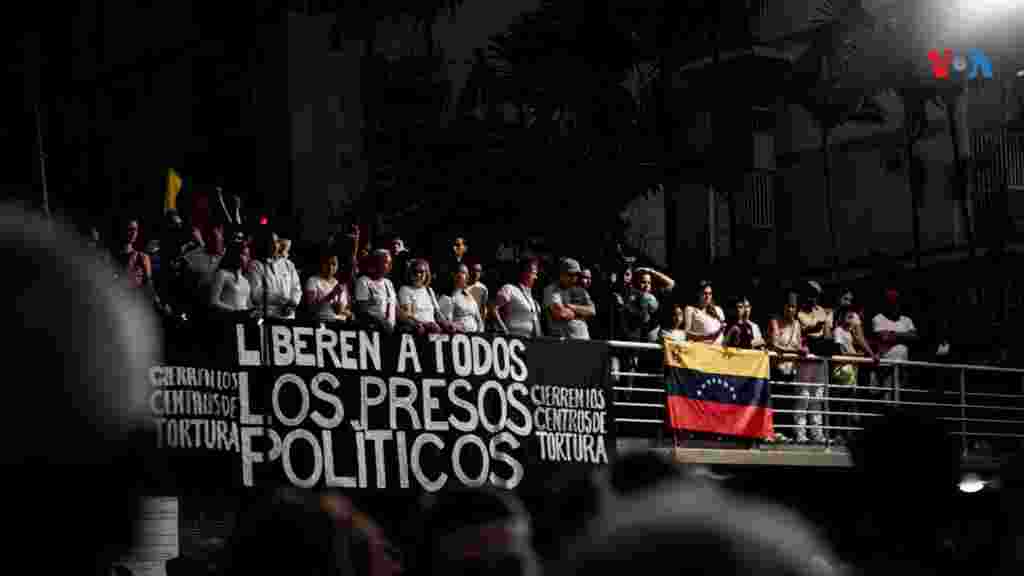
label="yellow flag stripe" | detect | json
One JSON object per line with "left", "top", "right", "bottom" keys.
{"left": 664, "top": 340, "right": 770, "bottom": 380}
{"left": 165, "top": 169, "right": 183, "bottom": 211}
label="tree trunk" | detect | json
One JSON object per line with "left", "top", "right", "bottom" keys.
{"left": 361, "top": 24, "right": 377, "bottom": 237}
{"left": 944, "top": 90, "right": 975, "bottom": 259}
{"left": 424, "top": 17, "right": 434, "bottom": 60}
{"left": 708, "top": 6, "right": 723, "bottom": 267}
{"left": 657, "top": 0, "right": 677, "bottom": 273}
{"left": 821, "top": 123, "right": 838, "bottom": 278}
{"left": 904, "top": 111, "right": 922, "bottom": 270}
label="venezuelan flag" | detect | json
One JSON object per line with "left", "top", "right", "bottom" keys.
{"left": 664, "top": 341, "right": 773, "bottom": 439}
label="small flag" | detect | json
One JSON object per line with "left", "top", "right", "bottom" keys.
{"left": 663, "top": 341, "right": 773, "bottom": 439}
{"left": 165, "top": 168, "right": 183, "bottom": 213}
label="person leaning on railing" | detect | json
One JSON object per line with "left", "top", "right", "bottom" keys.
{"left": 831, "top": 305, "right": 880, "bottom": 443}
{"left": 767, "top": 292, "right": 807, "bottom": 443}
{"left": 684, "top": 280, "right": 725, "bottom": 345}
{"left": 724, "top": 296, "right": 765, "bottom": 350}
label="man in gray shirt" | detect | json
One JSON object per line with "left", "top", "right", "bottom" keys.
{"left": 544, "top": 258, "right": 596, "bottom": 339}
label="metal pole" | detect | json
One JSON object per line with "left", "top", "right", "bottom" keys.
{"left": 34, "top": 103, "right": 51, "bottom": 219}
{"left": 893, "top": 364, "right": 901, "bottom": 405}
{"left": 823, "top": 357, "right": 831, "bottom": 445}
{"left": 960, "top": 368, "right": 968, "bottom": 457}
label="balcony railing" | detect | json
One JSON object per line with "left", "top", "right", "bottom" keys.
{"left": 606, "top": 339, "right": 1024, "bottom": 467}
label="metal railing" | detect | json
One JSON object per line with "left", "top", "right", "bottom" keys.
{"left": 606, "top": 340, "right": 1024, "bottom": 461}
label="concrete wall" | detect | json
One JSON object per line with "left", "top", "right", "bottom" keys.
{"left": 287, "top": 13, "right": 366, "bottom": 243}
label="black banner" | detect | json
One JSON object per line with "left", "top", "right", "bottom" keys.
{"left": 148, "top": 320, "right": 614, "bottom": 493}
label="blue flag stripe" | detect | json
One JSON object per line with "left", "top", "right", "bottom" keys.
{"left": 666, "top": 367, "right": 770, "bottom": 408}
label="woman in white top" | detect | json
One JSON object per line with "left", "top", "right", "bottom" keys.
{"left": 439, "top": 264, "right": 484, "bottom": 333}
{"left": 398, "top": 259, "right": 445, "bottom": 335}
{"left": 684, "top": 280, "right": 725, "bottom": 345}
{"left": 768, "top": 293, "right": 807, "bottom": 443}
{"left": 354, "top": 249, "right": 398, "bottom": 333}
{"left": 660, "top": 302, "right": 687, "bottom": 343}
{"left": 209, "top": 241, "right": 252, "bottom": 315}
{"left": 304, "top": 251, "right": 351, "bottom": 323}
{"left": 494, "top": 258, "right": 542, "bottom": 338}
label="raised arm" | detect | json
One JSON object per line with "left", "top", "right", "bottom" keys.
{"left": 639, "top": 267, "right": 675, "bottom": 292}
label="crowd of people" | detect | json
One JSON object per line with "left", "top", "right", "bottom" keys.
{"left": 5, "top": 202, "right": 1023, "bottom": 576}
{"left": 89, "top": 208, "right": 966, "bottom": 446}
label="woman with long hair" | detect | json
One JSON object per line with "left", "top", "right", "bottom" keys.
{"left": 684, "top": 280, "right": 725, "bottom": 345}
{"left": 768, "top": 292, "right": 809, "bottom": 444}
{"left": 439, "top": 263, "right": 484, "bottom": 333}
{"left": 209, "top": 241, "right": 252, "bottom": 316}
{"left": 304, "top": 250, "right": 351, "bottom": 323}
{"left": 660, "top": 302, "right": 687, "bottom": 344}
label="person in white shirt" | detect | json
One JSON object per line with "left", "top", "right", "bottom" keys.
{"left": 684, "top": 280, "right": 725, "bottom": 345}
{"left": 209, "top": 241, "right": 253, "bottom": 316}
{"left": 466, "top": 258, "right": 489, "bottom": 323}
{"left": 248, "top": 229, "right": 302, "bottom": 319}
{"left": 871, "top": 288, "right": 918, "bottom": 399}
{"left": 543, "top": 258, "right": 595, "bottom": 340}
{"left": 494, "top": 258, "right": 543, "bottom": 338}
{"left": 398, "top": 258, "right": 445, "bottom": 335}
{"left": 354, "top": 249, "right": 398, "bottom": 334}
{"left": 440, "top": 263, "right": 485, "bottom": 333}
{"left": 659, "top": 303, "right": 687, "bottom": 344}
{"left": 304, "top": 251, "right": 351, "bottom": 323}
{"left": 832, "top": 305, "right": 879, "bottom": 443}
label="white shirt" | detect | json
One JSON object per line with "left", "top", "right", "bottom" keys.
{"left": 496, "top": 284, "right": 540, "bottom": 338}
{"left": 872, "top": 313, "right": 916, "bottom": 360}
{"left": 399, "top": 285, "right": 439, "bottom": 324}
{"left": 440, "top": 290, "right": 484, "bottom": 333}
{"left": 305, "top": 276, "right": 349, "bottom": 322}
{"left": 248, "top": 257, "right": 302, "bottom": 319}
{"left": 355, "top": 275, "right": 397, "bottom": 330}
{"left": 210, "top": 270, "right": 251, "bottom": 312}
{"left": 686, "top": 305, "right": 726, "bottom": 345}
{"left": 834, "top": 325, "right": 857, "bottom": 355}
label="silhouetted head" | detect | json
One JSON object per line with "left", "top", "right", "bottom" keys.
{"left": 556, "top": 481, "right": 839, "bottom": 576}
{"left": 414, "top": 487, "right": 540, "bottom": 576}
{"left": 608, "top": 450, "right": 685, "bottom": 496}
{"left": 0, "top": 204, "right": 160, "bottom": 570}
{"left": 222, "top": 488, "right": 346, "bottom": 576}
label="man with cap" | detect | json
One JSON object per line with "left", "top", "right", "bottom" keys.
{"left": 544, "top": 257, "right": 596, "bottom": 340}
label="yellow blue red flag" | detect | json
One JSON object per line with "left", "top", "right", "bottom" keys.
{"left": 663, "top": 341, "right": 773, "bottom": 439}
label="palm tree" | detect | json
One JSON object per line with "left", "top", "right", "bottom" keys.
{"left": 774, "top": 0, "right": 982, "bottom": 274}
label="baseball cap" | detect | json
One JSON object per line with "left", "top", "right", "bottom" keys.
{"left": 560, "top": 258, "right": 582, "bottom": 274}
{"left": 806, "top": 281, "right": 822, "bottom": 295}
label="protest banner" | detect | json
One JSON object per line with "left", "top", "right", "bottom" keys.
{"left": 147, "top": 320, "right": 614, "bottom": 494}
{"left": 236, "top": 323, "right": 614, "bottom": 492}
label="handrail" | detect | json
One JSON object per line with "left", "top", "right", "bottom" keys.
{"left": 604, "top": 339, "right": 1024, "bottom": 374}
{"left": 606, "top": 338, "right": 1024, "bottom": 463}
